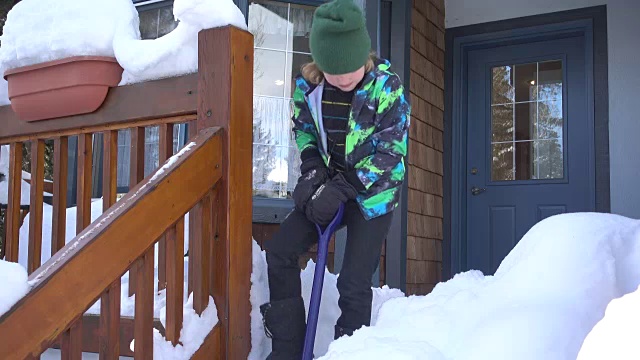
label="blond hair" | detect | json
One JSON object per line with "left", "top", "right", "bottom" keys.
{"left": 300, "top": 52, "right": 377, "bottom": 85}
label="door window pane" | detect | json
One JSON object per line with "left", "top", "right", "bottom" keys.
{"left": 534, "top": 139, "right": 564, "bottom": 179}
{"left": 538, "top": 61, "right": 563, "bottom": 101}
{"left": 515, "top": 141, "right": 534, "bottom": 180}
{"left": 492, "top": 66, "right": 514, "bottom": 104}
{"left": 514, "top": 102, "right": 536, "bottom": 141}
{"left": 491, "top": 143, "right": 514, "bottom": 181}
{"left": 490, "top": 60, "right": 564, "bottom": 181}
{"left": 537, "top": 100, "right": 563, "bottom": 140}
{"left": 514, "top": 63, "right": 537, "bottom": 102}
{"left": 491, "top": 104, "right": 513, "bottom": 142}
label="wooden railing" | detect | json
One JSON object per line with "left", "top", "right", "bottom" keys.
{"left": 0, "top": 26, "right": 253, "bottom": 359}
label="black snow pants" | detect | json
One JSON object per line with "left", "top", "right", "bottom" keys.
{"left": 264, "top": 200, "right": 394, "bottom": 333}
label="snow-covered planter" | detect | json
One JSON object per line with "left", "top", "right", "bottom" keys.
{"left": 0, "top": 0, "right": 138, "bottom": 113}
{"left": 4, "top": 56, "right": 123, "bottom": 122}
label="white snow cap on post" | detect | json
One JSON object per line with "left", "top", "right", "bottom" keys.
{"left": 0, "top": 0, "right": 138, "bottom": 71}
{"left": 0, "top": 0, "right": 248, "bottom": 104}
{"left": 114, "top": 0, "right": 247, "bottom": 85}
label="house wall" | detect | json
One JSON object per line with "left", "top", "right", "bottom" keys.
{"left": 445, "top": 0, "right": 640, "bottom": 219}
{"left": 406, "top": 0, "right": 446, "bottom": 295}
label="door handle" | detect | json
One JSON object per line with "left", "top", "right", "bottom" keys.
{"left": 471, "top": 186, "right": 486, "bottom": 196}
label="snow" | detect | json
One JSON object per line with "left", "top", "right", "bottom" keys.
{"left": 0, "top": 0, "right": 247, "bottom": 105}
{"left": 315, "top": 213, "right": 640, "bottom": 360}
{"left": 113, "top": 0, "right": 247, "bottom": 85}
{"left": 0, "top": 260, "right": 29, "bottom": 317}
{"left": 3, "top": 123, "right": 639, "bottom": 360}
{"left": 248, "top": 240, "right": 405, "bottom": 359}
{"left": 0, "top": 0, "right": 138, "bottom": 105}
{"left": 152, "top": 294, "right": 218, "bottom": 359}
{"left": 577, "top": 284, "right": 640, "bottom": 360}
{"left": 0, "top": 0, "right": 137, "bottom": 71}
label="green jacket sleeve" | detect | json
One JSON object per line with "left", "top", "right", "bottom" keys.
{"left": 350, "top": 75, "right": 411, "bottom": 191}
{"left": 291, "top": 79, "right": 320, "bottom": 158}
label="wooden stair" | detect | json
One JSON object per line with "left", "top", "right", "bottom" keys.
{"left": 0, "top": 26, "right": 254, "bottom": 359}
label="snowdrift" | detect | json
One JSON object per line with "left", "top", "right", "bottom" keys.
{"left": 317, "top": 213, "right": 640, "bottom": 360}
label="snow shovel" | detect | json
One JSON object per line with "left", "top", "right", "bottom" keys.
{"left": 302, "top": 202, "right": 346, "bottom": 360}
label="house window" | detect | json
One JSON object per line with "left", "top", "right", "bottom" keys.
{"left": 248, "top": 1, "right": 317, "bottom": 199}
{"left": 248, "top": 0, "right": 366, "bottom": 200}
{"left": 116, "top": 0, "right": 185, "bottom": 191}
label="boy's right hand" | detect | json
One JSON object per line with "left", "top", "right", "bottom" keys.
{"left": 293, "top": 158, "right": 328, "bottom": 213}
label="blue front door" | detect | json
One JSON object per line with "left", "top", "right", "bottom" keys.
{"left": 465, "top": 34, "right": 595, "bottom": 274}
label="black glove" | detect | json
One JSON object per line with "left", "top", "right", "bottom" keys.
{"left": 292, "top": 155, "right": 328, "bottom": 212}
{"left": 305, "top": 173, "right": 358, "bottom": 226}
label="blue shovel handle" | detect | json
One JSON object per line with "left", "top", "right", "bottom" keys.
{"left": 302, "top": 203, "right": 345, "bottom": 360}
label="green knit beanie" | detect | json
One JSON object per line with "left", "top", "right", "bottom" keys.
{"left": 309, "top": 0, "right": 371, "bottom": 75}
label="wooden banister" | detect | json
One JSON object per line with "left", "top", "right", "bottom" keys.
{"left": 0, "top": 127, "right": 223, "bottom": 359}
{"left": 0, "top": 25, "right": 253, "bottom": 359}
{"left": 198, "top": 26, "right": 253, "bottom": 359}
{"left": 0, "top": 74, "right": 197, "bottom": 143}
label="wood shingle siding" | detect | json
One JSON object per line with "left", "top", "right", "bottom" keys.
{"left": 406, "top": 0, "right": 445, "bottom": 296}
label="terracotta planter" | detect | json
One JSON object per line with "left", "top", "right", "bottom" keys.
{"left": 4, "top": 56, "right": 124, "bottom": 122}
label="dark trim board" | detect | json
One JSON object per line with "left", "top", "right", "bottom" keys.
{"left": 443, "top": 5, "right": 610, "bottom": 280}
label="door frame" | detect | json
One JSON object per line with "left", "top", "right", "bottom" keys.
{"left": 443, "top": 6, "right": 610, "bottom": 279}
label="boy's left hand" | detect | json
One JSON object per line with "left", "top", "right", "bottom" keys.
{"left": 305, "top": 173, "right": 357, "bottom": 226}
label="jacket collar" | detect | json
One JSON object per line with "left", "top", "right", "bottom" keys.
{"left": 298, "top": 57, "right": 391, "bottom": 97}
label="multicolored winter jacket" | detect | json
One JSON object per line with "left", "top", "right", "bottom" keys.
{"left": 291, "top": 58, "right": 411, "bottom": 220}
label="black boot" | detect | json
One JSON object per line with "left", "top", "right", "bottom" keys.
{"left": 260, "top": 297, "right": 306, "bottom": 360}
{"left": 334, "top": 324, "right": 357, "bottom": 340}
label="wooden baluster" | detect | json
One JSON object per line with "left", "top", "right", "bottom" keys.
{"left": 61, "top": 133, "right": 93, "bottom": 360}
{"left": 77, "top": 133, "right": 93, "bottom": 233}
{"left": 187, "top": 122, "right": 197, "bottom": 296}
{"left": 165, "top": 218, "right": 184, "bottom": 346}
{"left": 99, "top": 130, "right": 121, "bottom": 359}
{"left": 129, "top": 127, "right": 145, "bottom": 297}
{"left": 192, "top": 191, "right": 212, "bottom": 314}
{"left": 134, "top": 247, "right": 154, "bottom": 360}
{"left": 61, "top": 322, "right": 82, "bottom": 360}
{"left": 28, "top": 140, "right": 45, "bottom": 274}
{"left": 157, "top": 124, "right": 174, "bottom": 291}
{"left": 209, "top": 186, "right": 220, "bottom": 297}
{"left": 199, "top": 27, "right": 254, "bottom": 358}
{"left": 5, "top": 142, "right": 23, "bottom": 262}
{"left": 52, "top": 136, "right": 69, "bottom": 256}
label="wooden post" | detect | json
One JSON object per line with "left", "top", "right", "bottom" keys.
{"left": 99, "top": 130, "right": 121, "bottom": 359}
{"left": 5, "top": 142, "right": 23, "bottom": 262}
{"left": 52, "top": 137, "right": 69, "bottom": 256}
{"left": 28, "top": 140, "right": 45, "bottom": 274}
{"left": 197, "top": 26, "right": 253, "bottom": 359}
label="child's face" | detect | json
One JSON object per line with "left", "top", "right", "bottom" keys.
{"left": 324, "top": 66, "right": 365, "bottom": 92}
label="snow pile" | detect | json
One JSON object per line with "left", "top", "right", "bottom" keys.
{"left": 577, "top": 284, "right": 640, "bottom": 359}
{"left": 248, "top": 241, "right": 404, "bottom": 359}
{"left": 318, "top": 213, "right": 640, "bottom": 360}
{"left": 152, "top": 294, "right": 218, "bottom": 359}
{"left": 0, "top": 260, "right": 29, "bottom": 317}
{"left": 0, "top": 0, "right": 138, "bottom": 79}
{"left": 114, "top": 0, "right": 247, "bottom": 85}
